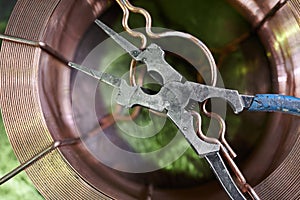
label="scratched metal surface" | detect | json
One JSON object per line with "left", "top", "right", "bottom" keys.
{"left": 0, "top": 0, "right": 299, "bottom": 199}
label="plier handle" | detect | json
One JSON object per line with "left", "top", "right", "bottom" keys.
{"left": 68, "top": 20, "right": 300, "bottom": 200}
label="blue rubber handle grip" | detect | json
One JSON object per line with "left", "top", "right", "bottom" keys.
{"left": 248, "top": 94, "right": 300, "bottom": 116}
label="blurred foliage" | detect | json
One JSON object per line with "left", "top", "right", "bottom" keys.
{"left": 0, "top": 115, "right": 44, "bottom": 200}
{"left": 116, "top": 0, "right": 250, "bottom": 49}
{"left": 0, "top": 0, "right": 44, "bottom": 199}
{"left": 0, "top": 0, "right": 17, "bottom": 46}
{"left": 105, "top": 0, "right": 253, "bottom": 185}
{"left": 0, "top": 0, "right": 17, "bottom": 21}
{"left": 0, "top": 0, "right": 265, "bottom": 197}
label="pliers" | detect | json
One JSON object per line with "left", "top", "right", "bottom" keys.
{"left": 68, "top": 19, "right": 300, "bottom": 200}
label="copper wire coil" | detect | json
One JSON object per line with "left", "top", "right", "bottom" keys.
{"left": 0, "top": 0, "right": 299, "bottom": 199}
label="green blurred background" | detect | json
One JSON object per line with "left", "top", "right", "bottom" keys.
{"left": 0, "top": 1, "right": 44, "bottom": 199}
{"left": 0, "top": 0, "right": 263, "bottom": 199}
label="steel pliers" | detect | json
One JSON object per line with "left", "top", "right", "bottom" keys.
{"left": 68, "top": 19, "right": 300, "bottom": 200}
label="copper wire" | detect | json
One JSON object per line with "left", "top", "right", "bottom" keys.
{"left": 0, "top": 1, "right": 291, "bottom": 198}
{"left": 114, "top": 2, "right": 258, "bottom": 198}
{"left": 202, "top": 101, "right": 237, "bottom": 158}
{"left": 0, "top": 12, "right": 257, "bottom": 200}
{"left": 115, "top": 0, "right": 147, "bottom": 49}
{"left": 0, "top": 138, "right": 80, "bottom": 185}
{"left": 191, "top": 110, "right": 260, "bottom": 199}
{"left": 119, "top": 0, "right": 218, "bottom": 87}
{"left": 114, "top": 0, "right": 169, "bottom": 118}
{"left": 0, "top": 31, "right": 253, "bottom": 197}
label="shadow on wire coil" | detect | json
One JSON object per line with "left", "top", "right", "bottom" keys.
{"left": 0, "top": 0, "right": 299, "bottom": 199}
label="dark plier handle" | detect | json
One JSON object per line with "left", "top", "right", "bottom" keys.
{"left": 205, "top": 153, "right": 246, "bottom": 200}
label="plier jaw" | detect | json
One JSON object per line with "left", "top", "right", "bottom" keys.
{"left": 69, "top": 19, "right": 300, "bottom": 200}
{"left": 91, "top": 19, "right": 263, "bottom": 199}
